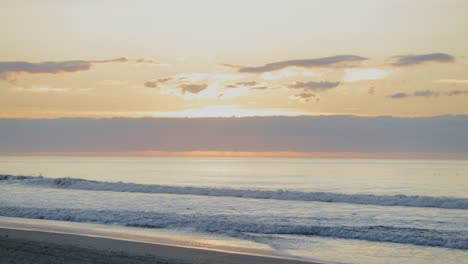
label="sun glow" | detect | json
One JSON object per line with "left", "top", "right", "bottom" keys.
{"left": 152, "top": 105, "right": 300, "bottom": 118}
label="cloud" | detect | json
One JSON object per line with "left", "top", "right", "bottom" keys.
{"left": 135, "top": 58, "right": 158, "bottom": 64}
{"left": 179, "top": 84, "right": 208, "bottom": 94}
{"left": 144, "top": 78, "right": 171, "bottom": 88}
{"left": 291, "top": 92, "right": 317, "bottom": 102}
{"left": 156, "top": 74, "right": 249, "bottom": 99}
{"left": 0, "top": 61, "right": 92, "bottom": 77}
{"left": 389, "top": 89, "right": 468, "bottom": 99}
{"left": 235, "top": 81, "right": 257, "bottom": 86}
{"left": 289, "top": 81, "right": 340, "bottom": 92}
{"left": 144, "top": 81, "right": 158, "bottom": 88}
{"left": 220, "top": 63, "right": 243, "bottom": 69}
{"left": 389, "top": 92, "right": 409, "bottom": 99}
{"left": 251, "top": 86, "right": 267, "bottom": 90}
{"left": 392, "top": 53, "right": 454, "bottom": 66}
{"left": 175, "top": 73, "right": 243, "bottom": 83}
{"left": 448, "top": 90, "right": 468, "bottom": 96}
{"left": 225, "top": 81, "right": 258, "bottom": 89}
{"left": 91, "top": 58, "right": 128, "bottom": 63}
{"left": 143, "top": 81, "right": 157, "bottom": 88}
{"left": 237, "top": 55, "right": 367, "bottom": 73}
{"left": 413, "top": 90, "right": 440, "bottom": 97}
{"left": 0, "top": 57, "right": 158, "bottom": 80}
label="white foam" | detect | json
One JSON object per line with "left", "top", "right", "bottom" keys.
{"left": 0, "top": 206, "right": 467, "bottom": 250}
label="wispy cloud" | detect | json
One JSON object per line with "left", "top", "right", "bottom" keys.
{"left": 175, "top": 73, "right": 243, "bottom": 83}
{"left": 237, "top": 55, "right": 367, "bottom": 73}
{"left": 413, "top": 90, "right": 440, "bottom": 97}
{"left": 135, "top": 58, "right": 159, "bottom": 64}
{"left": 152, "top": 73, "right": 251, "bottom": 99}
{"left": 220, "top": 63, "right": 244, "bottom": 69}
{"left": 391, "top": 53, "right": 454, "bottom": 66}
{"left": 235, "top": 81, "right": 258, "bottom": 86}
{"left": 289, "top": 81, "right": 340, "bottom": 92}
{"left": 389, "top": 92, "right": 409, "bottom": 99}
{"left": 225, "top": 81, "right": 257, "bottom": 88}
{"left": 225, "top": 81, "right": 261, "bottom": 89}
{"left": 447, "top": 90, "right": 468, "bottom": 96}
{"left": 389, "top": 89, "right": 468, "bottom": 99}
{"left": 290, "top": 92, "right": 317, "bottom": 103}
{"left": 251, "top": 86, "right": 268, "bottom": 90}
{"left": 90, "top": 58, "right": 128, "bottom": 63}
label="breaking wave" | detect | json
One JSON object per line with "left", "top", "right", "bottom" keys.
{"left": 1, "top": 174, "right": 467, "bottom": 210}
{"left": 0, "top": 206, "right": 467, "bottom": 250}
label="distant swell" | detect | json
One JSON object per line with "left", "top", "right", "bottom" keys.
{"left": 0, "top": 206, "right": 467, "bottom": 250}
{"left": 1, "top": 175, "right": 468, "bottom": 210}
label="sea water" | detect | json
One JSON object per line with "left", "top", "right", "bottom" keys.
{"left": 0, "top": 157, "right": 467, "bottom": 263}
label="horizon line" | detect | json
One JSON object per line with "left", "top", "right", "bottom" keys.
{"left": 3, "top": 151, "right": 468, "bottom": 160}
{"left": 1, "top": 114, "right": 468, "bottom": 120}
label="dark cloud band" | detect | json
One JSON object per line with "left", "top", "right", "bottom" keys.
{"left": 392, "top": 53, "right": 454, "bottom": 66}
{"left": 1, "top": 116, "right": 467, "bottom": 154}
{"left": 0, "top": 58, "right": 148, "bottom": 80}
{"left": 238, "top": 55, "right": 367, "bottom": 73}
{"left": 0, "top": 61, "right": 93, "bottom": 76}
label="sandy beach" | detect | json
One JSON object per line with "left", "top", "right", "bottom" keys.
{"left": 0, "top": 227, "right": 319, "bottom": 264}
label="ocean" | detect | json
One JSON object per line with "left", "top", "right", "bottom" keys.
{"left": 1, "top": 156, "right": 467, "bottom": 264}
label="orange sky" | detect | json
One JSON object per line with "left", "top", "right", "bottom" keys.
{"left": 1, "top": 1, "right": 468, "bottom": 159}
{"left": 1, "top": 0, "right": 468, "bottom": 118}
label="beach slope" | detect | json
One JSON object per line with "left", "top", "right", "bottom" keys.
{"left": 0, "top": 228, "right": 319, "bottom": 264}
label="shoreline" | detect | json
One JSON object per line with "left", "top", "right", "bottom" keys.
{"left": 0, "top": 227, "right": 321, "bottom": 264}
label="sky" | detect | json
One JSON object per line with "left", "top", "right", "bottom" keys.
{"left": 1, "top": 1, "right": 468, "bottom": 158}
{"left": 1, "top": 0, "right": 468, "bottom": 118}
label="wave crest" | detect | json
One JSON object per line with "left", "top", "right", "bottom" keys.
{"left": 1, "top": 174, "right": 467, "bottom": 210}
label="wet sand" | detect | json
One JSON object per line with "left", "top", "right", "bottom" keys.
{"left": 0, "top": 228, "right": 319, "bottom": 264}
